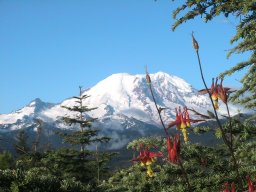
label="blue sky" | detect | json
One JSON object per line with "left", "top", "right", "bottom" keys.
{"left": 0, "top": 0, "right": 248, "bottom": 114}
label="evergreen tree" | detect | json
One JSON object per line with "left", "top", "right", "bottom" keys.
{"left": 14, "top": 130, "right": 30, "bottom": 155}
{"left": 0, "top": 151, "right": 14, "bottom": 170}
{"left": 172, "top": 0, "right": 256, "bottom": 109}
{"left": 48, "top": 86, "right": 111, "bottom": 184}
{"left": 32, "top": 118, "right": 44, "bottom": 153}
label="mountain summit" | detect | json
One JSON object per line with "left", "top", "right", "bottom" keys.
{"left": 0, "top": 72, "right": 245, "bottom": 149}
{"left": 0, "top": 72, "right": 241, "bottom": 130}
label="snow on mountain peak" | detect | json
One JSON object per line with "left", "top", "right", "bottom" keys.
{"left": 0, "top": 71, "right": 244, "bottom": 130}
{"left": 68, "top": 72, "right": 209, "bottom": 124}
{"left": 0, "top": 98, "right": 53, "bottom": 125}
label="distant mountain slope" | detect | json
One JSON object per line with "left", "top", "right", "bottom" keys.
{"left": 0, "top": 72, "right": 245, "bottom": 149}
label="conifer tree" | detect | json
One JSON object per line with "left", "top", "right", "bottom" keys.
{"left": 171, "top": 0, "right": 256, "bottom": 109}
{"left": 0, "top": 151, "right": 14, "bottom": 169}
{"left": 47, "top": 86, "right": 111, "bottom": 183}
{"left": 14, "top": 130, "right": 30, "bottom": 155}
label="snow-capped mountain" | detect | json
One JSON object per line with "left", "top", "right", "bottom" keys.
{"left": 0, "top": 72, "right": 244, "bottom": 149}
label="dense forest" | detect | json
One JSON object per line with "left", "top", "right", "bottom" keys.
{"left": 0, "top": 1, "right": 255, "bottom": 191}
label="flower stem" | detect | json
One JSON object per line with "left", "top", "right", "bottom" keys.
{"left": 225, "top": 103, "right": 233, "bottom": 148}
{"left": 195, "top": 50, "right": 243, "bottom": 188}
{"left": 148, "top": 84, "right": 169, "bottom": 136}
{"left": 147, "top": 80, "right": 191, "bottom": 191}
{"left": 178, "top": 158, "right": 192, "bottom": 191}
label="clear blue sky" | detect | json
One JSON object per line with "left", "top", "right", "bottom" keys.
{"left": 0, "top": 0, "right": 248, "bottom": 114}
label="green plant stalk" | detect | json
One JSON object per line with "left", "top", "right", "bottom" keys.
{"left": 148, "top": 84, "right": 169, "bottom": 136}
{"left": 147, "top": 82, "right": 192, "bottom": 191}
{"left": 225, "top": 103, "right": 233, "bottom": 148}
{"left": 195, "top": 50, "right": 243, "bottom": 188}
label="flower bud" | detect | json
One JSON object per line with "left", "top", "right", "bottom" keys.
{"left": 192, "top": 32, "right": 199, "bottom": 50}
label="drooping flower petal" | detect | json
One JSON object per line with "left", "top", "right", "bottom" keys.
{"left": 181, "top": 128, "right": 188, "bottom": 142}
{"left": 231, "top": 182, "right": 236, "bottom": 192}
{"left": 222, "top": 182, "right": 230, "bottom": 192}
{"left": 198, "top": 78, "right": 220, "bottom": 109}
{"left": 176, "top": 107, "right": 181, "bottom": 129}
{"left": 216, "top": 78, "right": 235, "bottom": 104}
{"left": 198, "top": 88, "right": 209, "bottom": 95}
{"left": 167, "top": 108, "right": 181, "bottom": 129}
{"left": 146, "top": 165, "right": 154, "bottom": 177}
{"left": 184, "top": 107, "right": 191, "bottom": 127}
{"left": 132, "top": 145, "right": 162, "bottom": 177}
{"left": 247, "top": 176, "right": 255, "bottom": 192}
{"left": 211, "top": 78, "right": 219, "bottom": 109}
{"left": 166, "top": 134, "right": 180, "bottom": 164}
{"left": 167, "top": 107, "right": 205, "bottom": 142}
{"left": 213, "top": 99, "right": 219, "bottom": 110}
{"left": 180, "top": 111, "right": 187, "bottom": 129}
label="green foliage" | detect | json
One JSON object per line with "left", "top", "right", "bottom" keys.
{"left": 172, "top": 0, "right": 256, "bottom": 109}
{"left": 46, "top": 87, "right": 113, "bottom": 185}
{"left": 127, "top": 136, "right": 164, "bottom": 151}
{"left": 0, "top": 167, "right": 91, "bottom": 192}
{"left": 13, "top": 167, "right": 61, "bottom": 192}
{"left": 0, "top": 169, "right": 16, "bottom": 191}
{"left": 41, "top": 148, "right": 97, "bottom": 183}
{"left": 0, "top": 151, "right": 14, "bottom": 170}
{"left": 192, "top": 126, "right": 210, "bottom": 134}
{"left": 60, "top": 178, "right": 90, "bottom": 192}
{"left": 56, "top": 130, "right": 110, "bottom": 146}
{"left": 102, "top": 115, "right": 256, "bottom": 191}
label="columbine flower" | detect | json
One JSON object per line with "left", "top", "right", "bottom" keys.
{"left": 198, "top": 78, "right": 219, "bottom": 109}
{"left": 231, "top": 182, "right": 236, "bottom": 192}
{"left": 217, "top": 78, "right": 234, "bottom": 104}
{"left": 167, "top": 107, "right": 204, "bottom": 142}
{"left": 222, "top": 181, "right": 236, "bottom": 192}
{"left": 247, "top": 176, "right": 255, "bottom": 192}
{"left": 166, "top": 134, "right": 180, "bottom": 164}
{"left": 222, "top": 182, "right": 230, "bottom": 192}
{"left": 198, "top": 78, "right": 234, "bottom": 109}
{"left": 132, "top": 145, "right": 162, "bottom": 177}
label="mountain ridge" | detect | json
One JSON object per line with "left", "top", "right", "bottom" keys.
{"left": 0, "top": 71, "right": 247, "bottom": 149}
{"left": 0, "top": 71, "right": 244, "bottom": 129}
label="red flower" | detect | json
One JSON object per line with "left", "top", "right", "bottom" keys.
{"left": 222, "top": 182, "right": 230, "bottom": 192}
{"left": 167, "top": 107, "right": 204, "bottom": 130}
{"left": 217, "top": 78, "right": 234, "bottom": 104}
{"left": 247, "top": 176, "right": 255, "bottom": 192}
{"left": 198, "top": 78, "right": 219, "bottom": 109}
{"left": 132, "top": 145, "right": 163, "bottom": 177}
{"left": 198, "top": 78, "right": 234, "bottom": 109}
{"left": 133, "top": 145, "right": 163, "bottom": 165}
{"left": 231, "top": 182, "right": 236, "bottom": 192}
{"left": 222, "top": 181, "right": 236, "bottom": 192}
{"left": 167, "top": 107, "right": 205, "bottom": 142}
{"left": 175, "top": 107, "right": 182, "bottom": 129}
{"left": 184, "top": 107, "right": 191, "bottom": 128}
{"left": 166, "top": 134, "right": 180, "bottom": 164}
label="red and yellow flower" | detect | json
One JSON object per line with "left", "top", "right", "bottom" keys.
{"left": 198, "top": 78, "right": 234, "bottom": 110}
{"left": 167, "top": 107, "right": 204, "bottom": 142}
{"left": 247, "top": 176, "right": 255, "bottom": 192}
{"left": 222, "top": 182, "right": 231, "bottom": 192}
{"left": 166, "top": 133, "right": 180, "bottom": 164}
{"left": 132, "top": 145, "right": 163, "bottom": 177}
